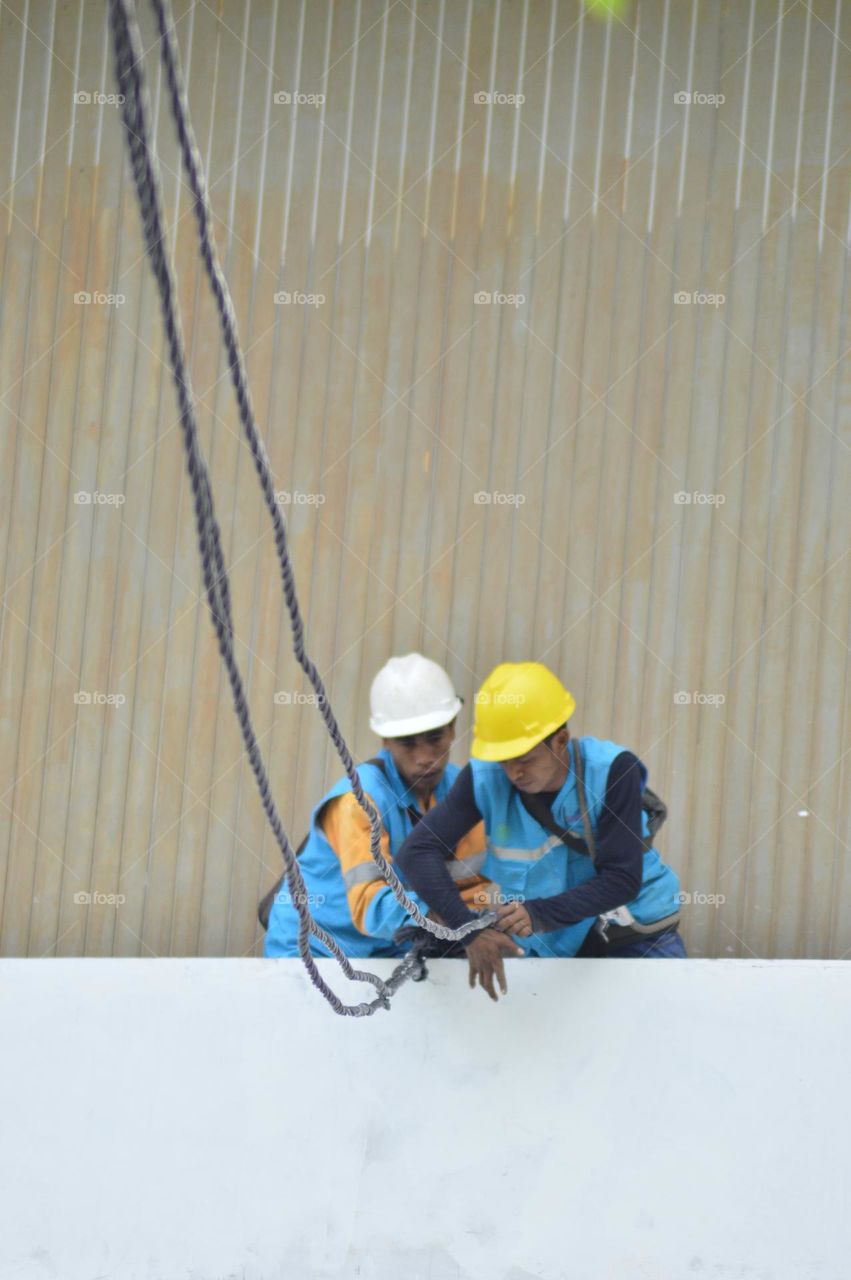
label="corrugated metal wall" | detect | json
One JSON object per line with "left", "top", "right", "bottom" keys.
{"left": 1, "top": 0, "right": 849, "bottom": 960}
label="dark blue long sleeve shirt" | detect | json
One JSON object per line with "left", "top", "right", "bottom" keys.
{"left": 395, "top": 751, "right": 645, "bottom": 937}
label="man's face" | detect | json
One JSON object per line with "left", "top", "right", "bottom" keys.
{"left": 500, "top": 727, "right": 569, "bottom": 793}
{"left": 385, "top": 721, "right": 456, "bottom": 793}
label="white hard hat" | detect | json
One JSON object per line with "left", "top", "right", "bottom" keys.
{"left": 369, "top": 653, "right": 463, "bottom": 737}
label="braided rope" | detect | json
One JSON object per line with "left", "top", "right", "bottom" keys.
{"left": 108, "top": 0, "right": 493, "bottom": 1015}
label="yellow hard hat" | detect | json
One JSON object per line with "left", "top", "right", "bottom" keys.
{"left": 471, "top": 662, "right": 576, "bottom": 762}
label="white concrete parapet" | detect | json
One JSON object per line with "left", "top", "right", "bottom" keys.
{"left": 1, "top": 958, "right": 848, "bottom": 1279}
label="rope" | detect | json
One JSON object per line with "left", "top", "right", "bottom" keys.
{"left": 107, "top": 0, "right": 494, "bottom": 1016}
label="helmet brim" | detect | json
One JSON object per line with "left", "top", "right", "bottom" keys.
{"left": 370, "top": 697, "right": 463, "bottom": 739}
{"left": 471, "top": 713, "right": 574, "bottom": 762}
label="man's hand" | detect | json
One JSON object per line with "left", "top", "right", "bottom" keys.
{"left": 496, "top": 901, "right": 534, "bottom": 938}
{"left": 465, "top": 928, "right": 523, "bottom": 1001}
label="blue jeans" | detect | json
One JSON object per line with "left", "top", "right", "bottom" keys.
{"left": 605, "top": 927, "right": 687, "bottom": 958}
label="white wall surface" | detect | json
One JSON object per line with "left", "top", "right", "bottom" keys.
{"left": 1, "top": 958, "right": 849, "bottom": 1280}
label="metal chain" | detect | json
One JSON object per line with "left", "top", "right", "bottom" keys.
{"left": 107, "top": 0, "right": 494, "bottom": 1015}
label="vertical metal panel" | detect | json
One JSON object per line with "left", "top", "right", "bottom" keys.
{"left": 1, "top": 0, "right": 849, "bottom": 958}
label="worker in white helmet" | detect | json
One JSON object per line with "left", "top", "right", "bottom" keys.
{"left": 264, "top": 654, "right": 494, "bottom": 958}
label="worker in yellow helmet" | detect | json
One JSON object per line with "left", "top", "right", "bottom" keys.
{"left": 396, "top": 662, "right": 684, "bottom": 999}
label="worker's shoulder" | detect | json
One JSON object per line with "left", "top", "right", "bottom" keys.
{"left": 441, "top": 760, "right": 462, "bottom": 786}
{"left": 578, "top": 739, "right": 645, "bottom": 798}
{"left": 468, "top": 758, "right": 502, "bottom": 777}
{"left": 321, "top": 756, "right": 395, "bottom": 803}
{"left": 324, "top": 787, "right": 379, "bottom": 814}
{"left": 466, "top": 759, "right": 504, "bottom": 792}
{"left": 577, "top": 734, "right": 640, "bottom": 764}
{"left": 317, "top": 789, "right": 384, "bottom": 844}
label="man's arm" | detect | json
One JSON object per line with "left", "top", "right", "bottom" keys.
{"left": 397, "top": 765, "right": 524, "bottom": 1000}
{"left": 521, "top": 751, "right": 645, "bottom": 932}
{"left": 324, "top": 792, "right": 429, "bottom": 940}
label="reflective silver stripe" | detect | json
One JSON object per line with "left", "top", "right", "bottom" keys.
{"left": 345, "top": 852, "right": 487, "bottom": 889}
{"left": 486, "top": 834, "right": 564, "bottom": 863}
{"left": 343, "top": 863, "right": 383, "bottom": 889}
{"left": 447, "top": 850, "right": 487, "bottom": 881}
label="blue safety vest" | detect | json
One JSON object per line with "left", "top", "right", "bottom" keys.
{"left": 470, "top": 735, "right": 681, "bottom": 957}
{"left": 265, "top": 750, "right": 461, "bottom": 959}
